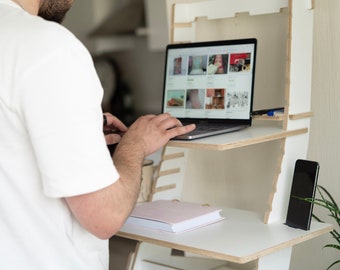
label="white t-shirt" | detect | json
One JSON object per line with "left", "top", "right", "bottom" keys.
{"left": 0, "top": 1, "right": 119, "bottom": 269}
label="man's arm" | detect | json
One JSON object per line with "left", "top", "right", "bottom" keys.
{"left": 65, "top": 114, "right": 195, "bottom": 239}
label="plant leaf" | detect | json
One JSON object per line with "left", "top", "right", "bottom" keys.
{"left": 296, "top": 185, "right": 340, "bottom": 269}
{"left": 324, "top": 244, "right": 340, "bottom": 250}
{"left": 327, "top": 259, "right": 340, "bottom": 270}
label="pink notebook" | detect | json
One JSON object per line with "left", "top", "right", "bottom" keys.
{"left": 125, "top": 200, "right": 224, "bottom": 233}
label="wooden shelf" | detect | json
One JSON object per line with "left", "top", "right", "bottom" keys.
{"left": 167, "top": 125, "right": 307, "bottom": 151}
{"left": 253, "top": 115, "right": 284, "bottom": 121}
{"left": 142, "top": 255, "right": 256, "bottom": 270}
{"left": 117, "top": 208, "right": 332, "bottom": 264}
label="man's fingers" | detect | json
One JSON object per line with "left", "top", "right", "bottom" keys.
{"left": 105, "top": 134, "right": 123, "bottom": 145}
{"left": 166, "top": 123, "right": 196, "bottom": 138}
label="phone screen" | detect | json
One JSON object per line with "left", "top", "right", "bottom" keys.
{"left": 285, "top": 159, "right": 320, "bottom": 230}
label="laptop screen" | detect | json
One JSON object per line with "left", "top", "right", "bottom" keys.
{"left": 162, "top": 39, "right": 257, "bottom": 124}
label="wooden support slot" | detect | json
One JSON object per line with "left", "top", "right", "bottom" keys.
{"left": 173, "top": 22, "right": 193, "bottom": 28}
{"left": 163, "top": 152, "right": 185, "bottom": 161}
{"left": 152, "top": 167, "right": 180, "bottom": 196}
{"left": 289, "top": 111, "right": 313, "bottom": 120}
{"left": 150, "top": 148, "right": 186, "bottom": 200}
{"left": 253, "top": 111, "right": 313, "bottom": 121}
{"left": 158, "top": 168, "right": 181, "bottom": 177}
{"left": 253, "top": 115, "right": 285, "bottom": 121}
{"left": 154, "top": 184, "right": 177, "bottom": 193}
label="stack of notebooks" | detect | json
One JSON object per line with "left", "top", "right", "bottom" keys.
{"left": 124, "top": 200, "right": 224, "bottom": 233}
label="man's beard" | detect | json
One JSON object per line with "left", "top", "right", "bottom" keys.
{"left": 38, "top": 0, "right": 73, "bottom": 24}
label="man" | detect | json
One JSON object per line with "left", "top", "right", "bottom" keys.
{"left": 0, "top": 0, "right": 195, "bottom": 269}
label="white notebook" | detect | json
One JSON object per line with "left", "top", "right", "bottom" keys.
{"left": 125, "top": 200, "right": 224, "bottom": 233}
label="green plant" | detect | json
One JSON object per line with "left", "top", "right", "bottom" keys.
{"left": 301, "top": 185, "right": 340, "bottom": 270}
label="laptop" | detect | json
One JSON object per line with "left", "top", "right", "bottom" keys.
{"left": 162, "top": 38, "right": 257, "bottom": 140}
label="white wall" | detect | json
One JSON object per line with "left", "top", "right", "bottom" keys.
{"left": 290, "top": 0, "right": 340, "bottom": 269}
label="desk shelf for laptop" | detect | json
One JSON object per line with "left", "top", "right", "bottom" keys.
{"left": 167, "top": 124, "right": 307, "bottom": 151}
{"left": 110, "top": 1, "right": 332, "bottom": 270}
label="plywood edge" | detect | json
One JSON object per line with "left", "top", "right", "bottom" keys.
{"left": 150, "top": 146, "right": 186, "bottom": 201}
{"left": 154, "top": 184, "right": 177, "bottom": 193}
{"left": 289, "top": 111, "right": 313, "bottom": 120}
{"left": 173, "top": 0, "right": 289, "bottom": 23}
{"left": 264, "top": 140, "right": 286, "bottom": 224}
{"left": 163, "top": 152, "right": 185, "bottom": 160}
{"left": 167, "top": 128, "right": 308, "bottom": 151}
{"left": 253, "top": 115, "right": 284, "bottom": 121}
{"left": 158, "top": 168, "right": 181, "bottom": 177}
{"left": 142, "top": 256, "right": 242, "bottom": 270}
{"left": 253, "top": 111, "right": 313, "bottom": 121}
{"left": 173, "top": 22, "right": 194, "bottom": 28}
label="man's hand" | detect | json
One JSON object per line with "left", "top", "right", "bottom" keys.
{"left": 117, "top": 113, "right": 196, "bottom": 157}
{"left": 103, "top": 113, "right": 128, "bottom": 145}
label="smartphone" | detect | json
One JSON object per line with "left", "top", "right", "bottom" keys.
{"left": 285, "top": 159, "right": 320, "bottom": 230}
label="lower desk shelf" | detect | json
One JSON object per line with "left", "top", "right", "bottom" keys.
{"left": 141, "top": 255, "right": 256, "bottom": 270}
{"left": 117, "top": 208, "right": 332, "bottom": 264}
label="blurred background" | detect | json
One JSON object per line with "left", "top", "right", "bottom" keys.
{"left": 63, "top": 0, "right": 167, "bottom": 125}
